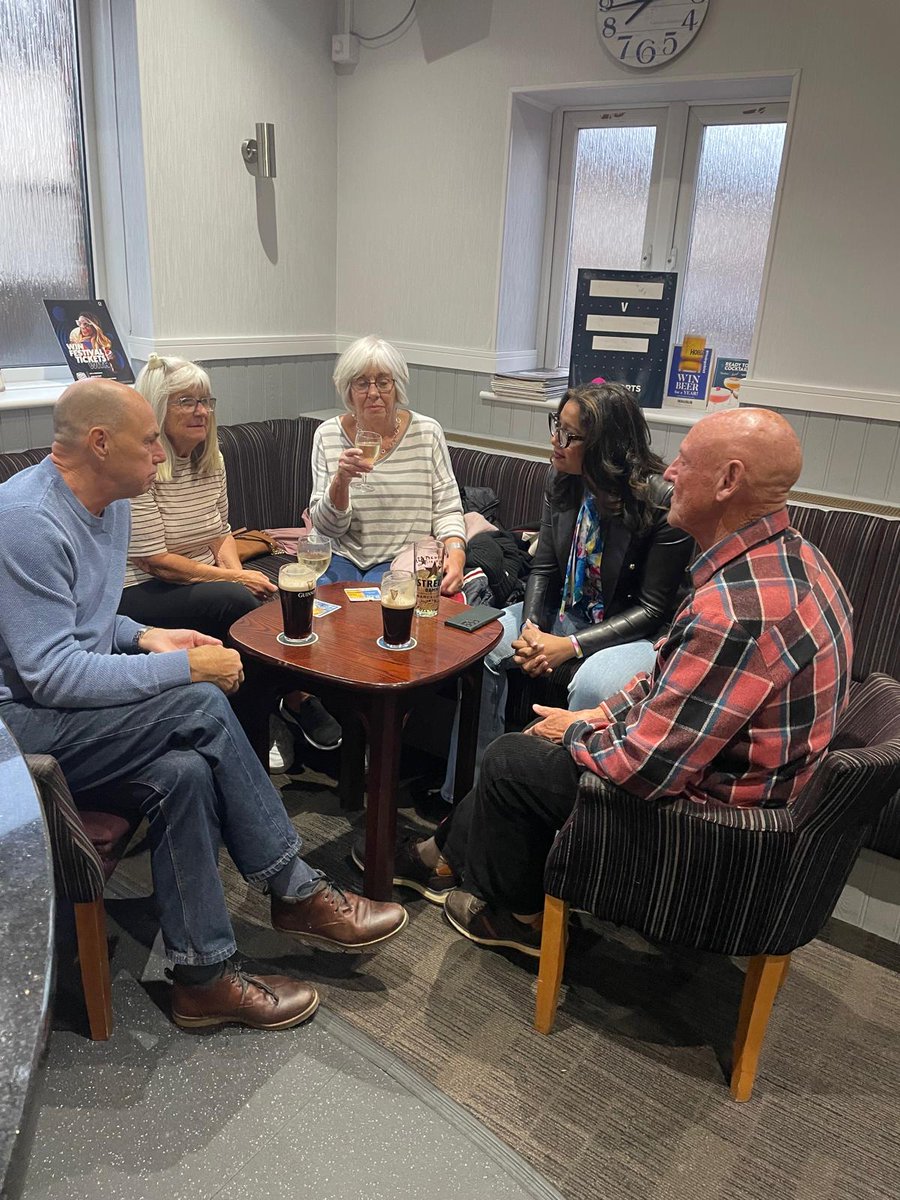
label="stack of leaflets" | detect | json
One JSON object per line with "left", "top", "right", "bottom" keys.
{"left": 490, "top": 368, "right": 569, "bottom": 402}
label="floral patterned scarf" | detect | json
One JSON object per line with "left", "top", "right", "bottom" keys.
{"left": 559, "top": 494, "right": 605, "bottom": 623}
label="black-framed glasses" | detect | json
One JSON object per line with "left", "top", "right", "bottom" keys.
{"left": 548, "top": 412, "right": 584, "bottom": 449}
{"left": 170, "top": 395, "right": 217, "bottom": 412}
{"left": 350, "top": 375, "right": 394, "bottom": 395}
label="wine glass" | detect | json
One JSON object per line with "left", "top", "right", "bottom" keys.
{"left": 296, "top": 533, "right": 332, "bottom": 588}
{"left": 353, "top": 429, "right": 382, "bottom": 490}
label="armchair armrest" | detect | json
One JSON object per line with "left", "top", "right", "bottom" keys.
{"left": 24, "top": 755, "right": 105, "bottom": 904}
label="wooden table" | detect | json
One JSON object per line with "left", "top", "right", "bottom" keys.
{"left": 229, "top": 583, "right": 502, "bottom": 900}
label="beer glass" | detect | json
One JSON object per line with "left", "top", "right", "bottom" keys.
{"left": 378, "top": 570, "right": 417, "bottom": 650}
{"left": 353, "top": 429, "right": 381, "bottom": 490}
{"left": 277, "top": 562, "right": 317, "bottom": 646}
{"left": 414, "top": 538, "right": 444, "bottom": 618}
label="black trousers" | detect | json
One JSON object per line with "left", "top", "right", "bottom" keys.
{"left": 118, "top": 579, "right": 262, "bottom": 643}
{"left": 435, "top": 733, "right": 582, "bottom": 914}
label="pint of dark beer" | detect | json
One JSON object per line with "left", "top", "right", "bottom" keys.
{"left": 278, "top": 563, "right": 316, "bottom": 643}
{"left": 380, "top": 570, "right": 416, "bottom": 647}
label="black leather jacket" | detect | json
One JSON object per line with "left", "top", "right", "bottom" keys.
{"left": 520, "top": 469, "right": 694, "bottom": 658}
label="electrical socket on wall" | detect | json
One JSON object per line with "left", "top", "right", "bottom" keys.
{"left": 331, "top": 34, "right": 359, "bottom": 65}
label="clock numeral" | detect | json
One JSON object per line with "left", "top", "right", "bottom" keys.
{"left": 683, "top": 10, "right": 697, "bottom": 30}
{"left": 616, "top": 33, "right": 632, "bottom": 60}
{"left": 597, "top": 0, "right": 614, "bottom": 10}
{"left": 602, "top": 16, "right": 617, "bottom": 39}
{"left": 663, "top": 31, "right": 678, "bottom": 56}
{"left": 635, "top": 38, "right": 657, "bottom": 65}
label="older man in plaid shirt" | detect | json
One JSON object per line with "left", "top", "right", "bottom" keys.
{"left": 397, "top": 408, "right": 853, "bottom": 955}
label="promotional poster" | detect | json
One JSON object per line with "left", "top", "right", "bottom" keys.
{"left": 568, "top": 269, "right": 677, "bottom": 408}
{"left": 43, "top": 299, "right": 134, "bottom": 383}
{"left": 708, "top": 356, "right": 749, "bottom": 410}
{"left": 665, "top": 344, "right": 714, "bottom": 408}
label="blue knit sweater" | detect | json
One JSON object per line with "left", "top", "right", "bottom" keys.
{"left": 0, "top": 459, "right": 190, "bottom": 708}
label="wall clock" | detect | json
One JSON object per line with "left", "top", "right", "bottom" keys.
{"left": 596, "top": 0, "right": 710, "bottom": 70}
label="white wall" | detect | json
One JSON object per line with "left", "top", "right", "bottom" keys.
{"left": 335, "top": 0, "right": 900, "bottom": 409}
{"left": 130, "top": 0, "right": 337, "bottom": 347}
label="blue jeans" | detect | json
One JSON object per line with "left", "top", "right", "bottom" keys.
{"left": 0, "top": 684, "right": 320, "bottom": 965}
{"left": 441, "top": 603, "right": 657, "bottom": 800}
{"left": 320, "top": 554, "right": 392, "bottom": 585}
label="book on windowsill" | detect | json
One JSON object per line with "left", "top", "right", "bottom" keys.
{"left": 490, "top": 368, "right": 569, "bottom": 401}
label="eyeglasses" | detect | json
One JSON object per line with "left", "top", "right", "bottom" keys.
{"left": 170, "top": 395, "right": 217, "bottom": 411}
{"left": 548, "top": 412, "right": 584, "bottom": 449}
{"left": 350, "top": 375, "right": 395, "bottom": 395}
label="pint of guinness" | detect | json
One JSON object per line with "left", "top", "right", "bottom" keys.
{"left": 380, "top": 570, "right": 416, "bottom": 647}
{"left": 278, "top": 563, "right": 316, "bottom": 643}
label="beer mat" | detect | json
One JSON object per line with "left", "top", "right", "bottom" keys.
{"left": 313, "top": 600, "right": 341, "bottom": 617}
{"left": 343, "top": 587, "right": 381, "bottom": 601}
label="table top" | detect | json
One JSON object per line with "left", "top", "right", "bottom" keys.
{"left": 230, "top": 582, "right": 503, "bottom": 693}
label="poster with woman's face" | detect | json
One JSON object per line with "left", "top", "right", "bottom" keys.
{"left": 43, "top": 299, "right": 135, "bottom": 383}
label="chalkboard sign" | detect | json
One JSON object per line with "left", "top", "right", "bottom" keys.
{"left": 568, "top": 269, "right": 677, "bottom": 408}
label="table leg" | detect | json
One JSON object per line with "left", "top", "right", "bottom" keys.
{"left": 231, "top": 659, "right": 278, "bottom": 767}
{"left": 339, "top": 709, "right": 367, "bottom": 811}
{"left": 454, "top": 660, "right": 484, "bottom": 803}
{"left": 362, "top": 693, "right": 404, "bottom": 901}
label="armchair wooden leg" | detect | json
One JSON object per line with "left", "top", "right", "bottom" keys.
{"left": 74, "top": 898, "right": 113, "bottom": 1041}
{"left": 730, "top": 952, "right": 790, "bottom": 1101}
{"left": 534, "top": 895, "right": 569, "bottom": 1034}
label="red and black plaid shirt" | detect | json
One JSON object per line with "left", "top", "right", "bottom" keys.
{"left": 564, "top": 510, "right": 853, "bottom": 808}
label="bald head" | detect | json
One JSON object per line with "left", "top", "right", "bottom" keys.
{"left": 665, "top": 408, "right": 803, "bottom": 549}
{"left": 692, "top": 408, "right": 802, "bottom": 508}
{"left": 53, "top": 378, "right": 147, "bottom": 450}
{"left": 50, "top": 379, "right": 164, "bottom": 513}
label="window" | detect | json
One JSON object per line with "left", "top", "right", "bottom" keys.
{"left": 0, "top": 0, "right": 93, "bottom": 368}
{"left": 546, "top": 102, "right": 787, "bottom": 371}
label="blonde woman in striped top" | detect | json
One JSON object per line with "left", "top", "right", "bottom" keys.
{"left": 311, "top": 336, "right": 466, "bottom": 591}
{"left": 118, "top": 355, "right": 276, "bottom": 641}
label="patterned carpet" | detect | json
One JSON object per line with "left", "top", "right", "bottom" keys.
{"left": 117, "top": 765, "right": 900, "bottom": 1200}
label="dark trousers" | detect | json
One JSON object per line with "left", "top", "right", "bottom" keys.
{"left": 435, "top": 733, "right": 582, "bottom": 914}
{"left": 118, "top": 579, "right": 262, "bottom": 642}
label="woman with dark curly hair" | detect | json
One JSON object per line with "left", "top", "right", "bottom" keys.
{"left": 436, "top": 382, "right": 695, "bottom": 808}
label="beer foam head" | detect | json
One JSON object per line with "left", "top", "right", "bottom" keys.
{"left": 279, "top": 565, "right": 315, "bottom": 591}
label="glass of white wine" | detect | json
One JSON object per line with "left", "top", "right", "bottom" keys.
{"left": 353, "top": 429, "right": 381, "bottom": 490}
{"left": 296, "top": 533, "right": 332, "bottom": 593}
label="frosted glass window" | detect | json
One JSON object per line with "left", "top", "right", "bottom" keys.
{"left": 676, "top": 122, "right": 786, "bottom": 360}
{"left": 0, "top": 0, "right": 92, "bottom": 367}
{"left": 560, "top": 125, "right": 656, "bottom": 366}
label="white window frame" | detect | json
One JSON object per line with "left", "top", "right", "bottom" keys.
{"left": 541, "top": 98, "right": 788, "bottom": 370}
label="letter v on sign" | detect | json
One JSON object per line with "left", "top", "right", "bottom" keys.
{"left": 621, "top": 302, "right": 629, "bottom": 312}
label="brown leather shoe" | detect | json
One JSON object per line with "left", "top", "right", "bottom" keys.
{"left": 271, "top": 881, "right": 408, "bottom": 952}
{"left": 172, "top": 965, "right": 319, "bottom": 1030}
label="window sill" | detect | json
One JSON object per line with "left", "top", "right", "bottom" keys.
{"left": 479, "top": 390, "right": 704, "bottom": 427}
{"left": 0, "top": 380, "right": 68, "bottom": 410}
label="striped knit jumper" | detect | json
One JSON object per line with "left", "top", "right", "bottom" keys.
{"left": 309, "top": 412, "right": 465, "bottom": 570}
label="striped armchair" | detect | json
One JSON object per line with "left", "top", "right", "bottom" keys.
{"left": 25, "top": 756, "right": 143, "bottom": 1040}
{"left": 534, "top": 672, "right": 900, "bottom": 1101}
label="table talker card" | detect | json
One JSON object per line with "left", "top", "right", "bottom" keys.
{"left": 343, "top": 587, "right": 381, "bottom": 602}
{"left": 313, "top": 599, "right": 341, "bottom": 618}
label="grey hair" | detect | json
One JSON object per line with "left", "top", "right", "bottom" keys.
{"left": 332, "top": 336, "right": 410, "bottom": 412}
{"left": 134, "top": 353, "right": 222, "bottom": 481}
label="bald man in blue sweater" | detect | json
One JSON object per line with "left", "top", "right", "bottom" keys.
{"left": 0, "top": 380, "right": 406, "bottom": 1030}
